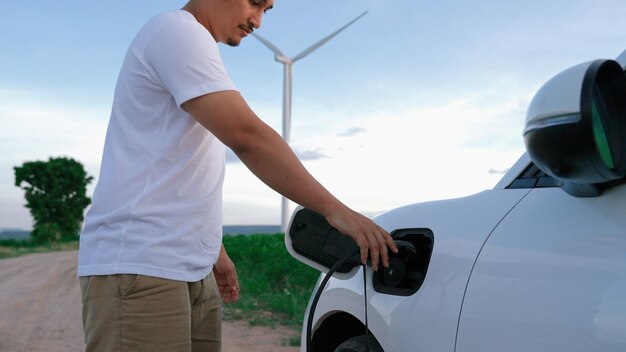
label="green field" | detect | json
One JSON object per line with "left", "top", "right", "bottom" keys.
{"left": 222, "top": 234, "right": 320, "bottom": 328}
{"left": 0, "top": 238, "right": 79, "bottom": 259}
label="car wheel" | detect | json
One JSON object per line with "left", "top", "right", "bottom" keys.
{"left": 334, "top": 335, "right": 383, "bottom": 352}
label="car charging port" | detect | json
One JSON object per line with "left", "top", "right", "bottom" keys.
{"left": 373, "top": 229, "right": 434, "bottom": 296}
{"left": 287, "top": 208, "right": 434, "bottom": 296}
{"left": 287, "top": 208, "right": 435, "bottom": 350}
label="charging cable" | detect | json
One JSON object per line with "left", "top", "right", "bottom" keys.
{"left": 306, "top": 249, "right": 370, "bottom": 352}
{"left": 362, "top": 263, "right": 369, "bottom": 352}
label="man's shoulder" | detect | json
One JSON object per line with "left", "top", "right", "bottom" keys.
{"left": 142, "top": 10, "right": 197, "bottom": 34}
{"left": 128, "top": 9, "right": 214, "bottom": 58}
{"left": 136, "top": 10, "right": 213, "bottom": 46}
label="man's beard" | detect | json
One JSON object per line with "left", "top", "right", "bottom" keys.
{"left": 226, "top": 38, "right": 241, "bottom": 47}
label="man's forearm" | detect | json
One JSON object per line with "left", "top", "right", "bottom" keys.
{"left": 183, "top": 90, "right": 344, "bottom": 216}
{"left": 233, "top": 123, "right": 344, "bottom": 217}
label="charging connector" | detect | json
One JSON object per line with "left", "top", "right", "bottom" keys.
{"left": 289, "top": 208, "right": 364, "bottom": 274}
{"left": 287, "top": 208, "right": 434, "bottom": 351}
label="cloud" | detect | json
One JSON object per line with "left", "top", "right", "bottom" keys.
{"left": 280, "top": 90, "right": 530, "bottom": 213}
{"left": 337, "top": 127, "right": 366, "bottom": 137}
{"left": 295, "top": 148, "right": 329, "bottom": 161}
{"left": 489, "top": 168, "right": 510, "bottom": 174}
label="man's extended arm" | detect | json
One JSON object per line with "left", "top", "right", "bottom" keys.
{"left": 182, "top": 91, "right": 397, "bottom": 269}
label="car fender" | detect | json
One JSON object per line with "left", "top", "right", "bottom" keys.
{"left": 305, "top": 188, "right": 532, "bottom": 351}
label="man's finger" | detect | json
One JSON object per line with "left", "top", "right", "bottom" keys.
{"left": 360, "top": 246, "right": 368, "bottom": 266}
{"left": 224, "top": 286, "right": 233, "bottom": 304}
{"left": 231, "top": 285, "right": 239, "bottom": 302}
{"left": 228, "top": 272, "right": 239, "bottom": 302}
{"left": 373, "top": 229, "right": 390, "bottom": 268}
{"left": 378, "top": 225, "right": 398, "bottom": 253}
{"left": 366, "top": 231, "right": 381, "bottom": 271}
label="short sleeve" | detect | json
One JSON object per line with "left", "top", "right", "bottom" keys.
{"left": 143, "top": 17, "right": 238, "bottom": 107}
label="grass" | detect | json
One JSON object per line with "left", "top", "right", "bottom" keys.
{"left": 222, "top": 233, "right": 320, "bottom": 336}
{"left": 0, "top": 238, "right": 79, "bottom": 259}
{"left": 0, "top": 232, "right": 319, "bottom": 345}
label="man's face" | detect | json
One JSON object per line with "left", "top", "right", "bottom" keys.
{"left": 216, "top": 0, "right": 274, "bottom": 47}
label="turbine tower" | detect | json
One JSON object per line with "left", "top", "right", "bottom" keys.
{"left": 252, "top": 11, "right": 368, "bottom": 232}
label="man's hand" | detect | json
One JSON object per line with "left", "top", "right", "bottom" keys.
{"left": 213, "top": 244, "right": 239, "bottom": 304}
{"left": 325, "top": 206, "right": 397, "bottom": 271}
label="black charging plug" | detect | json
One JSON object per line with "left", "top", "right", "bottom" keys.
{"left": 290, "top": 208, "right": 364, "bottom": 273}
{"left": 290, "top": 208, "right": 413, "bottom": 273}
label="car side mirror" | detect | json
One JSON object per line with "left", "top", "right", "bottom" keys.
{"left": 524, "top": 59, "right": 626, "bottom": 196}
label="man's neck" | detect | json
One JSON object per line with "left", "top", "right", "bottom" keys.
{"left": 181, "top": 1, "right": 216, "bottom": 39}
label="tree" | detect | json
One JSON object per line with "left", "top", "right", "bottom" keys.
{"left": 14, "top": 157, "right": 94, "bottom": 243}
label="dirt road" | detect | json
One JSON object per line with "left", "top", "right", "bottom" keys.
{"left": 0, "top": 251, "right": 299, "bottom": 352}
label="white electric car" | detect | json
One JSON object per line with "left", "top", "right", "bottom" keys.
{"left": 285, "top": 50, "right": 626, "bottom": 352}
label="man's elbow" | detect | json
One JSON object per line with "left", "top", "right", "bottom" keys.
{"left": 227, "top": 121, "right": 281, "bottom": 162}
{"left": 224, "top": 127, "right": 259, "bottom": 158}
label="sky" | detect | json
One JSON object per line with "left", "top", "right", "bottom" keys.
{"left": 1, "top": 0, "right": 625, "bottom": 229}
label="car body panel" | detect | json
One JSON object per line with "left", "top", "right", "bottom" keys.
{"left": 303, "top": 188, "right": 531, "bottom": 352}
{"left": 457, "top": 184, "right": 626, "bottom": 352}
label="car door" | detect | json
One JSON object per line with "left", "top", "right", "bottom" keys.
{"left": 456, "top": 184, "right": 626, "bottom": 352}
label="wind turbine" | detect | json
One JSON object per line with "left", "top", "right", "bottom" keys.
{"left": 252, "top": 11, "right": 368, "bottom": 232}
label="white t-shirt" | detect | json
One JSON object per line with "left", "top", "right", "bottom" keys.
{"left": 78, "top": 10, "right": 237, "bottom": 282}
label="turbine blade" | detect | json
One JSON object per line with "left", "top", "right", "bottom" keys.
{"left": 251, "top": 32, "right": 285, "bottom": 57}
{"left": 292, "top": 11, "right": 368, "bottom": 63}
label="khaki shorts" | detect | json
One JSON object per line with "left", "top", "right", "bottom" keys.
{"left": 80, "top": 272, "right": 221, "bottom": 352}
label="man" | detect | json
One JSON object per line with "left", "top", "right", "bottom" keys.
{"left": 78, "top": 0, "right": 398, "bottom": 351}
